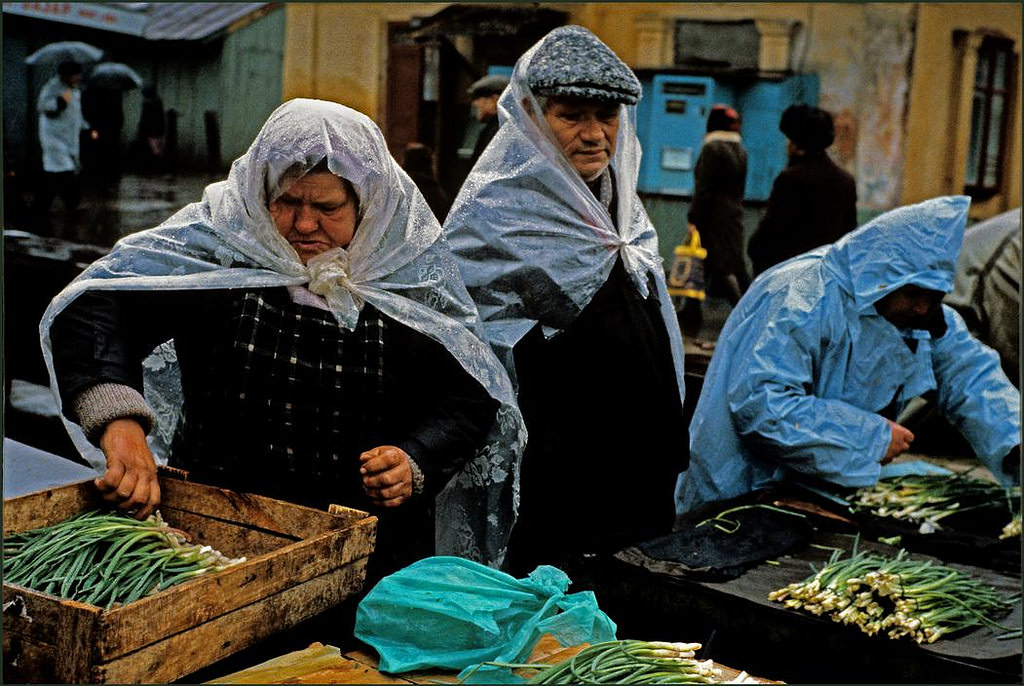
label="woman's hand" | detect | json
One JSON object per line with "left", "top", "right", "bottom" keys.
{"left": 97, "top": 418, "right": 161, "bottom": 519}
{"left": 359, "top": 445, "right": 413, "bottom": 507}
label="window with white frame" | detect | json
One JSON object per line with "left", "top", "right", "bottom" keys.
{"left": 965, "top": 35, "right": 1015, "bottom": 199}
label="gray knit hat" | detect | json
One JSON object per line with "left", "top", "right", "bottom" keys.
{"left": 524, "top": 25, "right": 641, "bottom": 105}
{"left": 468, "top": 74, "right": 510, "bottom": 98}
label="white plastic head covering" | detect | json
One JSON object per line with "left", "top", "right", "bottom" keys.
{"left": 39, "top": 98, "right": 525, "bottom": 566}
{"left": 444, "top": 27, "right": 685, "bottom": 407}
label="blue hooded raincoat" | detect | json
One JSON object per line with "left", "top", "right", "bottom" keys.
{"left": 676, "top": 196, "right": 1021, "bottom": 514}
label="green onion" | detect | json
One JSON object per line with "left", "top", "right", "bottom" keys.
{"left": 851, "top": 472, "right": 1019, "bottom": 534}
{"left": 769, "top": 547, "right": 1016, "bottom": 643}
{"left": 3, "top": 509, "right": 245, "bottom": 609}
{"left": 460, "top": 640, "right": 720, "bottom": 684}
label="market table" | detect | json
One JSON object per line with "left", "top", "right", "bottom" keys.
{"left": 206, "top": 634, "right": 774, "bottom": 684}
{"left": 561, "top": 531, "right": 1022, "bottom": 684}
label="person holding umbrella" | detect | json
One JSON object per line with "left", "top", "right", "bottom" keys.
{"left": 33, "top": 59, "right": 96, "bottom": 234}
{"left": 80, "top": 63, "right": 142, "bottom": 195}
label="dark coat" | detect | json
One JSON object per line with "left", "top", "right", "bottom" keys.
{"left": 50, "top": 286, "right": 498, "bottom": 578}
{"left": 748, "top": 151, "right": 857, "bottom": 276}
{"left": 688, "top": 134, "right": 749, "bottom": 280}
{"left": 506, "top": 258, "right": 687, "bottom": 575}
{"left": 470, "top": 115, "right": 499, "bottom": 167}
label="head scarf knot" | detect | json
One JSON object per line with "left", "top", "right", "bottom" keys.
{"left": 307, "top": 247, "right": 364, "bottom": 330}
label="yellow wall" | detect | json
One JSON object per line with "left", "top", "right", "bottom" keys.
{"left": 903, "top": 3, "right": 1021, "bottom": 216}
{"left": 282, "top": 3, "right": 448, "bottom": 121}
{"left": 281, "top": 2, "right": 1021, "bottom": 217}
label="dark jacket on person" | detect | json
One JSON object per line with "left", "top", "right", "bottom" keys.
{"left": 748, "top": 150, "right": 857, "bottom": 276}
{"left": 50, "top": 286, "right": 498, "bottom": 576}
{"left": 688, "top": 132, "right": 749, "bottom": 281}
{"left": 505, "top": 176, "right": 686, "bottom": 575}
{"left": 470, "top": 115, "right": 499, "bottom": 168}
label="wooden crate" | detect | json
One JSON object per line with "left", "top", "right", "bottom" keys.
{"left": 2, "top": 475, "right": 377, "bottom": 683}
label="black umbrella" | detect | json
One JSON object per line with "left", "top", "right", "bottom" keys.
{"left": 88, "top": 62, "right": 144, "bottom": 90}
{"left": 25, "top": 41, "right": 103, "bottom": 67}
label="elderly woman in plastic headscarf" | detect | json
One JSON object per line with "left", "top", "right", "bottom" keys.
{"left": 42, "top": 99, "right": 525, "bottom": 576}
{"left": 444, "top": 26, "right": 688, "bottom": 575}
{"left": 676, "top": 196, "right": 1021, "bottom": 516}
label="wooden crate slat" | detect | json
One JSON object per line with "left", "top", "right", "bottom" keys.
{"left": 160, "top": 509, "right": 297, "bottom": 560}
{"left": 160, "top": 478, "right": 370, "bottom": 537}
{"left": 2, "top": 585, "right": 99, "bottom": 645}
{"left": 3, "top": 481, "right": 97, "bottom": 534}
{"left": 95, "top": 518, "right": 375, "bottom": 658}
{"left": 95, "top": 563, "right": 367, "bottom": 684}
{"left": 2, "top": 591, "right": 100, "bottom": 683}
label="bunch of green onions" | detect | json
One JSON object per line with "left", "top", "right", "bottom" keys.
{"left": 469, "top": 640, "right": 722, "bottom": 684}
{"left": 850, "top": 472, "right": 1017, "bottom": 532}
{"left": 3, "top": 509, "right": 245, "bottom": 609}
{"left": 769, "top": 548, "right": 1016, "bottom": 643}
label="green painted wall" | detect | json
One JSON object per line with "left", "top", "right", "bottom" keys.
{"left": 220, "top": 9, "right": 286, "bottom": 165}
{"left": 151, "top": 41, "right": 223, "bottom": 171}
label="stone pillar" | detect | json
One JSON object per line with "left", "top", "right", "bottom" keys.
{"left": 635, "top": 14, "right": 671, "bottom": 68}
{"left": 754, "top": 18, "right": 799, "bottom": 72}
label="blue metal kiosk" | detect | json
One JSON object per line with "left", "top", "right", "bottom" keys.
{"left": 636, "top": 73, "right": 820, "bottom": 201}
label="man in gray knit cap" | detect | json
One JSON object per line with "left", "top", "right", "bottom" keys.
{"left": 445, "top": 26, "right": 688, "bottom": 574}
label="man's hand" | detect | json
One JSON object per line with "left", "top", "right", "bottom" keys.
{"left": 882, "top": 419, "right": 915, "bottom": 464}
{"left": 97, "top": 418, "right": 160, "bottom": 519}
{"left": 359, "top": 445, "right": 413, "bottom": 508}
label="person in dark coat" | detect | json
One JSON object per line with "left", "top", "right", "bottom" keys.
{"left": 81, "top": 83, "right": 124, "bottom": 195}
{"left": 135, "top": 84, "right": 167, "bottom": 173}
{"left": 467, "top": 74, "right": 509, "bottom": 167}
{"left": 445, "top": 26, "right": 688, "bottom": 575}
{"left": 747, "top": 104, "right": 857, "bottom": 277}
{"left": 678, "top": 104, "right": 749, "bottom": 338}
{"left": 688, "top": 104, "right": 749, "bottom": 305}
{"left": 401, "top": 142, "right": 451, "bottom": 221}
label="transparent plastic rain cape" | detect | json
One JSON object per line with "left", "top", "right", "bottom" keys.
{"left": 444, "top": 36, "right": 686, "bottom": 405}
{"left": 39, "top": 99, "right": 526, "bottom": 566}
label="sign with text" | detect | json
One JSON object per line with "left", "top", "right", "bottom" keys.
{"left": 2, "top": 3, "right": 146, "bottom": 36}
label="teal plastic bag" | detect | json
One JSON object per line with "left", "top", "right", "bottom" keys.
{"left": 353, "top": 556, "right": 617, "bottom": 677}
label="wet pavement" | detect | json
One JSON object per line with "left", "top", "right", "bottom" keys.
{"left": 12, "top": 170, "right": 220, "bottom": 247}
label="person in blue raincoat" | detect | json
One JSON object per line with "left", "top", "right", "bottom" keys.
{"left": 675, "top": 196, "right": 1021, "bottom": 515}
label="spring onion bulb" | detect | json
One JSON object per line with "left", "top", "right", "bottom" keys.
{"left": 769, "top": 548, "right": 1016, "bottom": 643}
{"left": 850, "top": 472, "right": 1018, "bottom": 533}
{"left": 1000, "top": 515, "right": 1021, "bottom": 540}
